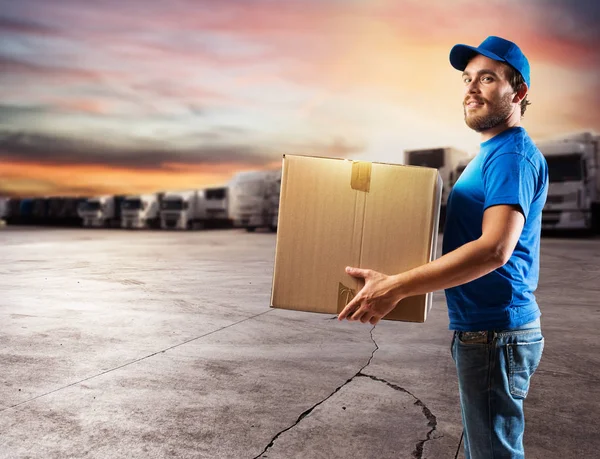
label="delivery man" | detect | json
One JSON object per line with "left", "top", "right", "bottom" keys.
{"left": 338, "top": 36, "right": 548, "bottom": 459}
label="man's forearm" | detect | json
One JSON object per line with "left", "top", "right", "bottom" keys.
{"left": 391, "top": 238, "right": 505, "bottom": 300}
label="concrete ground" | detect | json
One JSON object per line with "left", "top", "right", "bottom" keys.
{"left": 0, "top": 227, "right": 598, "bottom": 459}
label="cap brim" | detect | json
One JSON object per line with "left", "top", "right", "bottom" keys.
{"left": 449, "top": 44, "right": 507, "bottom": 71}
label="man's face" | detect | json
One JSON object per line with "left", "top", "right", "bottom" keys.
{"left": 462, "top": 54, "right": 517, "bottom": 132}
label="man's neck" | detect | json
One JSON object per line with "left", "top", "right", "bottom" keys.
{"left": 480, "top": 110, "right": 522, "bottom": 142}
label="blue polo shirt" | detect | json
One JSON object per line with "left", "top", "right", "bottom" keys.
{"left": 442, "top": 127, "right": 548, "bottom": 331}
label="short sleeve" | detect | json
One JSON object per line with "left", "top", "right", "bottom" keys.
{"left": 482, "top": 153, "right": 538, "bottom": 220}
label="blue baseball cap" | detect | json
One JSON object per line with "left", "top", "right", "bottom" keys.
{"left": 449, "top": 36, "right": 530, "bottom": 88}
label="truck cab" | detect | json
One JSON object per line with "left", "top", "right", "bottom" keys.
{"left": 265, "top": 169, "right": 282, "bottom": 232}
{"left": 204, "top": 186, "right": 232, "bottom": 228}
{"left": 160, "top": 190, "right": 206, "bottom": 230}
{"left": 228, "top": 169, "right": 281, "bottom": 232}
{"left": 80, "top": 195, "right": 123, "bottom": 228}
{"left": 121, "top": 194, "right": 161, "bottom": 229}
{"left": 538, "top": 133, "right": 599, "bottom": 232}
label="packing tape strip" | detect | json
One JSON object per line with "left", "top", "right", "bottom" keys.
{"left": 351, "top": 161, "right": 371, "bottom": 192}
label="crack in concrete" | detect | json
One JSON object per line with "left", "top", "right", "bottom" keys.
{"left": 454, "top": 430, "right": 464, "bottom": 459}
{"left": 2, "top": 309, "right": 275, "bottom": 413}
{"left": 252, "top": 326, "right": 379, "bottom": 459}
{"left": 356, "top": 373, "right": 438, "bottom": 459}
{"left": 254, "top": 327, "right": 440, "bottom": 459}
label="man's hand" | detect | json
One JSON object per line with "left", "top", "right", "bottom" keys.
{"left": 337, "top": 206, "right": 525, "bottom": 326}
{"left": 337, "top": 267, "right": 404, "bottom": 325}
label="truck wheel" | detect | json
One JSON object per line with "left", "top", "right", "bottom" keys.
{"left": 246, "top": 226, "right": 256, "bottom": 232}
{"left": 269, "top": 225, "right": 277, "bottom": 233}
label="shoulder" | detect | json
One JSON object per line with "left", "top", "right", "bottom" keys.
{"left": 483, "top": 128, "right": 546, "bottom": 172}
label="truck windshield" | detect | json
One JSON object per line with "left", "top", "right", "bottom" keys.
{"left": 84, "top": 201, "right": 101, "bottom": 211}
{"left": 546, "top": 154, "right": 583, "bottom": 182}
{"left": 205, "top": 188, "right": 226, "bottom": 200}
{"left": 407, "top": 149, "right": 445, "bottom": 169}
{"left": 238, "top": 181, "right": 264, "bottom": 197}
{"left": 122, "top": 199, "right": 142, "bottom": 210}
{"left": 162, "top": 199, "right": 185, "bottom": 210}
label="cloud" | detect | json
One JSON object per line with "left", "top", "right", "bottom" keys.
{"left": 0, "top": 15, "right": 58, "bottom": 35}
{"left": 0, "top": 0, "right": 598, "bottom": 199}
{"left": 0, "top": 101, "right": 207, "bottom": 126}
{"left": 0, "top": 129, "right": 278, "bottom": 171}
{"left": 0, "top": 56, "right": 108, "bottom": 82}
{"left": 530, "top": 0, "right": 600, "bottom": 41}
{"left": 0, "top": 126, "right": 364, "bottom": 169}
{"left": 0, "top": 177, "right": 110, "bottom": 198}
{"left": 129, "top": 80, "right": 230, "bottom": 105}
{"left": 52, "top": 99, "right": 112, "bottom": 115}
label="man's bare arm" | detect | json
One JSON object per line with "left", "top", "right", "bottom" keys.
{"left": 338, "top": 204, "right": 525, "bottom": 323}
{"left": 393, "top": 204, "right": 525, "bottom": 297}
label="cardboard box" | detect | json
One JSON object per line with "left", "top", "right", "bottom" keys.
{"left": 270, "top": 154, "right": 442, "bottom": 322}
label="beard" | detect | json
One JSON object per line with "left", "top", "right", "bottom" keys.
{"left": 463, "top": 91, "right": 514, "bottom": 132}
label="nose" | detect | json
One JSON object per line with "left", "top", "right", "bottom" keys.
{"left": 465, "top": 78, "right": 481, "bottom": 95}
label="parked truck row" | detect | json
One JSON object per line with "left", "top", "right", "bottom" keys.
{"left": 2, "top": 134, "right": 598, "bottom": 234}
{"left": 409, "top": 132, "right": 600, "bottom": 234}
{"left": 1, "top": 169, "right": 282, "bottom": 232}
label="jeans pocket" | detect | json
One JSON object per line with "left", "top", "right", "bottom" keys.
{"left": 507, "top": 337, "right": 544, "bottom": 399}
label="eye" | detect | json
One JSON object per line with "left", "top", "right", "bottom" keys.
{"left": 463, "top": 77, "right": 471, "bottom": 84}
{"left": 481, "top": 76, "right": 494, "bottom": 82}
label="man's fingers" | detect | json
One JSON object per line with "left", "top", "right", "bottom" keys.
{"left": 350, "top": 308, "right": 366, "bottom": 322}
{"left": 346, "top": 266, "right": 368, "bottom": 279}
{"left": 338, "top": 297, "right": 359, "bottom": 320}
{"left": 369, "top": 316, "right": 380, "bottom": 325}
{"left": 360, "top": 312, "right": 373, "bottom": 324}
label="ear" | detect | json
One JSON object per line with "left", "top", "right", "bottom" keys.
{"left": 513, "top": 83, "right": 528, "bottom": 104}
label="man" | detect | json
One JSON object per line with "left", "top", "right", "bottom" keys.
{"left": 338, "top": 36, "right": 548, "bottom": 459}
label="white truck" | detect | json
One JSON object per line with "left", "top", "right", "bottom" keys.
{"left": 203, "top": 186, "right": 232, "bottom": 228}
{"left": 266, "top": 169, "right": 282, "bottom": 231}
{"left": 537, "top": 132, "right": 600, "bottom": 233}
{"left": 80, "top": 195, "right": 124, "bottom": 228}
{"left": 404, "top": 147, "right": 471, "bottom": 229}
{"left": 228, "top": 169, "right": 281, "bottom": 232}
{"left": 121, "top": 193, "right": 162, "bottom": 229}
{"left": 160, "top": 190, "right": 206, "bottom": 230}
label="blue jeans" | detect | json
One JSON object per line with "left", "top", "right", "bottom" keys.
{"left": 451, "top": 318, "right": 544, "bottom": 459}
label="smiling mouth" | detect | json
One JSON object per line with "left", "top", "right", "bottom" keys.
{"left": 465, "top": 101, "right": 484, "bottom": 110}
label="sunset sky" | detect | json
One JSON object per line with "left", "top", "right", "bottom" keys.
{"left": 1, "top": 0, "right": 599, "bottom": 197}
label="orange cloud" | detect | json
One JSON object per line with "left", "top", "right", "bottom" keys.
{"left": 52, "top": 99, "right": 111, "bottom": 115}
{"left": 0, "top": 160, "right": 276, "bottom": 198}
